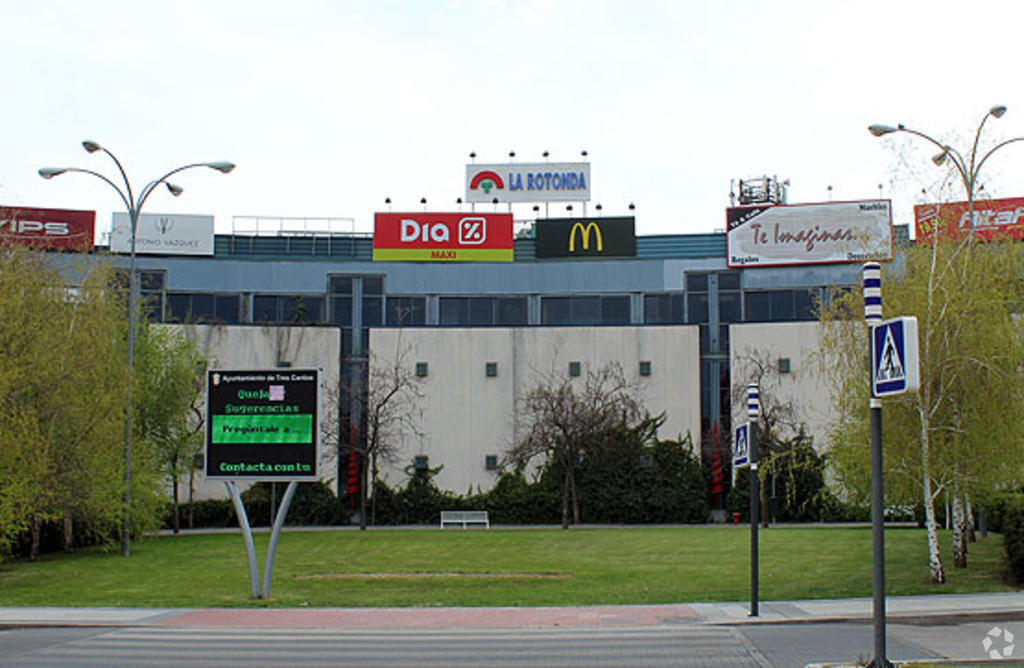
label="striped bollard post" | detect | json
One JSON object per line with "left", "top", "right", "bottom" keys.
{"left": 747, "top": 382, "right": 760, "bottom": 617}
{"left": 863, "top": 262, "right": 887, "bottom": 668}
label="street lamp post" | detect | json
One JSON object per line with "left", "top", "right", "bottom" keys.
{"left": 39, "top": 142, "right": 234, "bottom": 557}
{"left": 868, "top": 105, "right": 1024, "bottom": 235}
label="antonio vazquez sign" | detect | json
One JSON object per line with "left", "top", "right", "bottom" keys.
{"left": 111, "top": 212, "right": 214, "bottom": 256}
{"left": 726, "top": 200, "right": 892, "bottom": 268}
{"left": 915, "top": 197, "right": 1024, "bottom": 242}
{"left": 373, "top": 212, "right": 513, "bottom": 262}
{"left": 466, "top": 162, "right": 590, "bottom": 204}
{"left": 534, "top": 217, "right": 636, "bottom": 258}
{"left": 0, "top": 206, "right": 95, "bottom": 251}
{"left": 206, "top": 369, "right": 319, "bottom": 481}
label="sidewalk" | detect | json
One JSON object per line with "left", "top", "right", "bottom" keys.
{"left": 0, "top": 591, "right": 1021, "bottom": 629}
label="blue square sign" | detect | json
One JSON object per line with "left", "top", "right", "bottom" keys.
{"left": 733, "top": 422, "right": 750, "bottom": 469}
{"left": 871, "top": 316, "right": 919, "bottom": 397}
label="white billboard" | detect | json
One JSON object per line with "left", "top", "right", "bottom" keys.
{"left": 466, "top": 162, "right": 590, "bottom": 203}
{"left": 726, "top": 200, "right": 892, "bottom": 268}
{"left": 110, "top": 212, "right": 215, "bottom": 256}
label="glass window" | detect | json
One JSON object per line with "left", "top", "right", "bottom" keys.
{"left": 332, "top": 296, "right": 353, "bottom": 326}
{"left": 687, "top": 293, "right": 708, "bottom": 324}
{"left": 387, "top": 297, "right": 426, "bottom": 326}
{"left": 190, "top": 294, "right": 216, "bottom": 321}
{"left": 252, "top": 295, "right": 278, "bottom": 323}
{"left": 469, "top": 298, "right": 493, "bottom": 325}
{"left": 601, "top": 296, "right": 630, "bottom": 324}
{"left": 795, "top": 289, "right": 817, "bottom": 320}
{"left": 140, "top": 293, "right": 163, "bottom": 320}
{"left": 214, "top": 295, "right": 241, "bottom": 324}
{"left": 541, "top": 296, "right": 629, "bottom": 325}
{"left": 718, "top": 272, "right": 741, "bottom": 290}
{"left": 644, "top": 293, "right": 685, "bottom": 324}
{"left": 770, "top": 290, "right": 795, "bottom": 321}
{"left": 745, "top": 292, "right": 771, "bottom": 322}
{"left": 686, "top": 273, "right": 708, "bottom": 292}
{"left": 718, "top": 291, "right": 741, "bottom": 323}
{"left": 541, "top": 297, "right": 572, "bottom": 325}
{"left": 363, "top": 276, "right": 384, "bottom": 295}
{"left": 285, "top": 296, "right": 324, "bottom": 323}
{"left": 363, "top": 296, "right": 383, "bottom": 326}
{"left": 496, "top": 297, "right": 527, "bottom": 325}
{"left": 329, "top": 276, "right": 352, "bottom": 294}
{"left": 140, "top": 271, "right": 165, "bottom": 291}
{"left": 166, "top": 294, "right": 189, "bottom": 322}
{"left": 439, "top": 298, "right": 468, "bottom": 326}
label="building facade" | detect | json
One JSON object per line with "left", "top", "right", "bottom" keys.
{"left": 43, "top": 217, "right": 903, "bottom": 503}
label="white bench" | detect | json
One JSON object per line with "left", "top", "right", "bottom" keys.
{"left": 440, "top": 510, "right": 490, "bottom": 529}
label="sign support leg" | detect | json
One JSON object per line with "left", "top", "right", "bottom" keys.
{"left": 870, "top": 397, "right": 887, "bottom": 667}
{"left": 225, "top": 481, "right": 260, "bottom": 599}
{"left": 750, "top": 434, "right": 759, "bottom": 617}
{"left": 262, "top": 481, "right": 299, "bottom": 600}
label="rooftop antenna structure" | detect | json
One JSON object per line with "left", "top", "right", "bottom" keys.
{"left": 730, "top": 175, "right": 789, "bottom": 206}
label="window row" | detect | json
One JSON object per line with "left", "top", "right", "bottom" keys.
{"left": 148, "top": 289, "right": 823, "bottom": 326}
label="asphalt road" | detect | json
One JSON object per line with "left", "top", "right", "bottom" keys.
{"left": 3, "top": 618, "right": 1021, "bottom": 668}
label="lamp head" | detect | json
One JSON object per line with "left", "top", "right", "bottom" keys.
{"left": 931, "top": 148, "right": 949, "bottom": 166}
{"left": 38, "top": 167, "right": 66, "bottom": 179}
{"left": 868, "top": 124, "right": 898, "bottom": 137}
{"left": 991, "top": 105, "right": 1007, "bottom": 119}
{"left": 207, "top": 161, "right": 235, "bottom": 174}
{"left": 166, "top": 182, "right": 184, "bottom": 197}
{"left": 82, "top": 140, "right": 102, "bottom": 153}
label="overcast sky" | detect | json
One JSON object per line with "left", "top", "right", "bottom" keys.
{"left": 5, "top": 0, "right": 1024, "bottom": 241}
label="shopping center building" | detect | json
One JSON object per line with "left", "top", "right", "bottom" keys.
{"left": 8, "top": 171, "right": 902, "bottom": 503}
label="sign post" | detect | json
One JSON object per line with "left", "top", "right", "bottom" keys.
{"left": 863, "top": 264, "right": 920, "bottom": 668}
{"left": 206, "top": 369, "right": 320, "bottom": 599}
{"left": 746, "top": 383, "right": 760, "bottom": 617}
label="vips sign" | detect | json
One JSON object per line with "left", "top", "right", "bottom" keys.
{"left": 727, "top": 200, "right": 893, "bottom": 268}
{"left": 111, "top": 212, "right": 215, "bottom": 256}
{"left": 0, "top": 206, "right": 94, "bottom": 251}
{"left": 915, "top": 197, "right": 1024, "bottom": 242}
{"left": 534, "top": 217, "right": 637, "bottom": 258}
{"left": 206, "top": 370, "right": 319, "bottom": 481}
{"left": 373, "top": 212, "right": 513, "bottom": 262}
{"left": 466, "top": 162, "right": 591, "bottom": 203}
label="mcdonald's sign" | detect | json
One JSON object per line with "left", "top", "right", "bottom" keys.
{"left": 534, "top": 217, "right": 636, "bottom": 259}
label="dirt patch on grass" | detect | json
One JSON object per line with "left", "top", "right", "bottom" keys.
{"left": 296, "top": 572, "right": 571, "bottom": 580}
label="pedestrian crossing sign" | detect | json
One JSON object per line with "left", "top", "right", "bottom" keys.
{"left": 733, "top": 422, "right": 750, "bottom": 469}
{"left": 871, "top": 316, "right": 919, "bottom": 397}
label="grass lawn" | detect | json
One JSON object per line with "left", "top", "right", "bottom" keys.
{"left": 0, "top": 526, "right": 1015, "bottom": 608}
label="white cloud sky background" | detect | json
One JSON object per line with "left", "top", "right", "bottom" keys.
{"left": 5, "top": 0, "right": 1024, "bottom": 240}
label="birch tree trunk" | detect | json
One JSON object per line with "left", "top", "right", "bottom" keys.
{"left": 952, "top": 493, "right": 968, "bottom": 568}
{"left": 919, "top": 410, "right": 945, "bottom": 583}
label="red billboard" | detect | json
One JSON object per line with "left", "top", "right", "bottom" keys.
{"left": 914, "top": 197, "right": 1024, "bottom": 242}
{"left": 373, "top": 212, "right": 513, "bottom": 262}
{"left": 0, "top": 206, "right": 95, "bottom": 251}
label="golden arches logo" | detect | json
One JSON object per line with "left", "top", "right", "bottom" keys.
{"left": 569, "top": 222, "right": 603, "bottom": 252}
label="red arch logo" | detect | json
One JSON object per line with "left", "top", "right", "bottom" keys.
{"left": 469, "top": 170, "right": 504, "bottom": 194}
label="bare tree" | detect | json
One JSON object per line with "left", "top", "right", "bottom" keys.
{"left": 324, "top": 343, "right": 423, "bottom": 529}
{"left": 506, "top": 362, "right": 643, "bottom": 529}
{"left": 732, "top": 350, "right": 815, "bottom": 526}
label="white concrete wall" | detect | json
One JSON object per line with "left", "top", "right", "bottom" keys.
{"left": 370, "top": 326, "right": 702, "bottom": 494}
{"left": 729, "top": 321, "right": 835, "bottom": 451}
{"left": 156, "top": 323, "right": 342, "bottom": 501}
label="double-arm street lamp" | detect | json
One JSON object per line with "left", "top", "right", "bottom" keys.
{"left": 868, "top": 105, "right": 1024, "bottom": 234}
{"left": 39, "top": 142, "right": 234, "bottom": 557}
